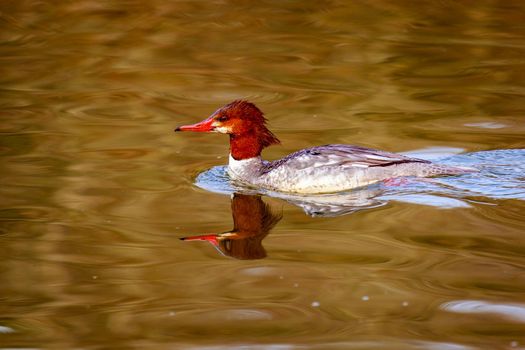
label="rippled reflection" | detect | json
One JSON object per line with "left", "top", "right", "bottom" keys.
{"left": 441, "top": 300, "right": 525, "bottom": 323}
{"left": 181, "top": 194, "right": 281, "bottom": 259}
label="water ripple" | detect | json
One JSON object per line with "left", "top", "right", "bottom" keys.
{"left": 441, "top": 300, "right": 525, "bottom": 323}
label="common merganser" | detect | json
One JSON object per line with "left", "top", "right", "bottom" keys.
{"left": 175, "top": 100, "right": 476, "bottom": 194}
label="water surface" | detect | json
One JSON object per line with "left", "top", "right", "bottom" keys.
{"left": 1, "top": 1, "right": 525, "bottom": 349}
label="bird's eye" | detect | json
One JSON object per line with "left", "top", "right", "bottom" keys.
{"left": 216, "top": 115, "right": 229, "bottom": 122}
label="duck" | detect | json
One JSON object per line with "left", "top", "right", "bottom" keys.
{"left": 175, "top": 100, "right": 476, "bottom": 194}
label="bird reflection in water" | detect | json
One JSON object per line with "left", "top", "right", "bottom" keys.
{"left": 183, "top": 148, "right": 525, "bottom": 259}
{"left": 180, "top": 186, "right": 385, "bottom": 259}
{"left": 181, "top": 194, "right": 282, "bottom": 260}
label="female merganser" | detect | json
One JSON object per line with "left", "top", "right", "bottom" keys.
{"left": 175, "top": 100, "right": 475, "bottom": 194}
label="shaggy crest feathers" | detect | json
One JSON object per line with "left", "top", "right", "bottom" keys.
{"left": 241, "top": 100, "right": 279, "bottom": 146}
{"left": 222, "top": 100, "right": 266, "bottom": 121}
{"left": 258, "top": 126, "right": 281, "bottom": 149}
{"left": 222, "top": 100, "right": 280, "bottom": 159}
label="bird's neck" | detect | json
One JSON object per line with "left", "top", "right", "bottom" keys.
{"left": 229, "top": 133, "right": 263, "bottom": 160}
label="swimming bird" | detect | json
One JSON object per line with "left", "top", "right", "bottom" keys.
{"left": 175, "top": 100, "right": 475, "bottom": 194}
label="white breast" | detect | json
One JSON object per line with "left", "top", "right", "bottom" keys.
{"left": 227, "top": 153, "right": 367, "bottom": 193}
{"left": 227, "top": 155, "right": 264, "bottom": 183}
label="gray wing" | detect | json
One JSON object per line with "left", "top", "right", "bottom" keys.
{"left": 262, "top": 144, "right": 430, "bottom": 173}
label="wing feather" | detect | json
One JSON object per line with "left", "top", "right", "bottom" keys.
{"left": 262, "top": 144, "right": 429, "bottom": 173}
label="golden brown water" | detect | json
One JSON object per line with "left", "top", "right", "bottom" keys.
{"left": 1, "top": 1, "right": 525, "bottom": 349}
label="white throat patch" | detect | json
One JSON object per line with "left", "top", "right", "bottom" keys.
{"left": 211, "top": 121, "right": 232, "bottom": 134}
